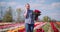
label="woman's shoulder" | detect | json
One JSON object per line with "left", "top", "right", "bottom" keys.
{"left": 30, "top": 10, "right": 34, "bottom": 12}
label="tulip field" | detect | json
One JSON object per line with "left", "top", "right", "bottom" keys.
{"left": 0, "top": 22, "right": 60, "bottom": 32}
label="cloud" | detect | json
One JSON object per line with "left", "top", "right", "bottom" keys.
{"left": 28, "top": 0, "right": 45, "bottom": 9}
{"left": 0, "top": 2, "right": 6, "bottom": 6}
{"left": 30, "top": 2, "right": 60, "bottom": 10}
{"left": 0, "top": 1, "right": 17, "bottom": 6}
{"left": 49, "top": 13, "right": 59, "bottom": 16}
{"left": 8, "top": 2, "right": 17, "bottom": 6}
{"left": 36, "top": 0, "right": 45, "bottom": 3}
{"left": 52, "top": 2, "right": 60, "bottom": 8}
{"left": 43, "top": 2, "right": 60, "bottom": 10}
{"left": 29, "top": 0, "right": 45, "bottom": 3}
{"left": 48, "top": 12, "right": 60, "bottom": 20}
{"left": 31, "top": 3, "right": 42, "bottom": 8}
{"left": 15, "top": 5, "right": 24, "bottom": 9}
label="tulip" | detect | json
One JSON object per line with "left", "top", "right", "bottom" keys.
{"left": 33, "top": 9, "right": 41, "bottom": 20}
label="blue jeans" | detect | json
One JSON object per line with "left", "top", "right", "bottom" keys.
{"left": 25, "top": 24, "right": 34, "bottom": 32}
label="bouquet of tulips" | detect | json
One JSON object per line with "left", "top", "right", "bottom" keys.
{"left": 33, "top": 9, "right": 41, "bottom": 20}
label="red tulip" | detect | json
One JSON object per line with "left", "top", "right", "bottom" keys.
{"left": 36, "top": 28, "right": 44, "bottom": 32}
{"left": 34, "top": 9, "right": 41, "bottom": 13}
{"left": 50, "top": 22, "right": 59, "bottom": 32}
{"left": 33, "top": 9, "right": 41, "bottom": 20}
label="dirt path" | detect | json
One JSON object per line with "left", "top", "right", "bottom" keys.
{"left": 48, "top": 27, "right": 51, "bottom": 32}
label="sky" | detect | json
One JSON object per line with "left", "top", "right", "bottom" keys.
{"left": 0, "top": 0, "right": 60, "bottom": 21}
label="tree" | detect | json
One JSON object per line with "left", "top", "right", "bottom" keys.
{"left": 3, "top": 7, "right": 13, "bottom": 22}
{"left": 16, "top": 8, "right": 21, "bottom": 22}
{"left": 43, "top": 16, "right": 51, "bottom": 22}
{"left": 0, "top": 3, "right": 4, "bottom": 21}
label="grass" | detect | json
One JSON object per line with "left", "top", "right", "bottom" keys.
{"left": 42, "top": 22, "right": 51, "bottom": 32}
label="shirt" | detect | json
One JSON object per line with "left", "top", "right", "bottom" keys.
{"left": 25, "top": 9, "right": 35, "bottom": 24}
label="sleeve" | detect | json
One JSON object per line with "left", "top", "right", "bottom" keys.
{"left": 32, "top": 10, "right": 35, "bottom": 21}
{"left": 32, "top": 10, "right": 38, "bottom": 21}
{"left": 24, "top": 10, "right": 27, "bottom": 18}
{"left": 24, "top": 11, "right": 26, "bottom": 17}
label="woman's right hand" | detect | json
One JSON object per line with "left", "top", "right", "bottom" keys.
{"left": 24, "top": 13, "right": 27, "bottom": 18}
{"left": 24, "top": 10, "right": 27, "bottom": 18}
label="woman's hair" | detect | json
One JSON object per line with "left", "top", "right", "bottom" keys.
{"left": 25, "top": 3, "right": 30, "bottom": 6}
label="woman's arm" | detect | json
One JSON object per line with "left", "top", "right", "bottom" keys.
{"left": 24, "top": 10, "right": 27, "bottom": 18}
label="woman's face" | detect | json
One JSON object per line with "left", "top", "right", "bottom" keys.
{"left": 25, "top": 4, "right": 30, "bottom": 10}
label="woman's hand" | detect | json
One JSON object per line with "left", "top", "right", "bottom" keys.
{"left": 24, "top": 10, "right": 27, "bottom": 18}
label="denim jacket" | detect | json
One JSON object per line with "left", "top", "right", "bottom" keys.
{"left": 25, "top": 10, "right": 35, "bottom": 24}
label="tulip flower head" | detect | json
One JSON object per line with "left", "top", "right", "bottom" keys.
{"left": 33, "top": 9, "right": 41, "bottom": 20}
